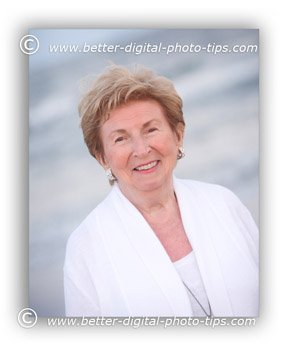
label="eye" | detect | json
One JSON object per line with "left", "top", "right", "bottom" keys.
{"left": 115, "top": 136, "right": 125, "bottom": 143}
{"left": 148, "top": 128, "right": 157, "bottom": 133}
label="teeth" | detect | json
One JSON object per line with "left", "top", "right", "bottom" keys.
{"left": 135, "top": 161, "right": 158, "bottom": 171}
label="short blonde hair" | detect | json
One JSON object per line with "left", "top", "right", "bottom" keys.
{"left": 78, "top": 64, "right": 185, "bottom": 163}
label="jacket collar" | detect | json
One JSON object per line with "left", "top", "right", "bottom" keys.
{"left": 111, "top": 181, "right": 193, "bottom": 316}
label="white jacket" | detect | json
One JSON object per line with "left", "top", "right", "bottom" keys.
{"left": 64, "top": 177, "right": 259, "bottom": 317}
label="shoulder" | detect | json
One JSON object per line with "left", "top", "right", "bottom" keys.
{"left": 175, "top": 177, "right": 238, "bottom": 202}
{"left": 175, "top": 177, "right": 258, "bottom": 244}
{"left": 175, "top": 177, "right": 258, "bottom": 234}
{"left": 70, "top": 185, "right": 117, "bottom": 235}
{"left": 64, "top": 188, "right": 116, "bottom": 268}
{"left": 174, "top": 177, "right": 254, "bottom": 222}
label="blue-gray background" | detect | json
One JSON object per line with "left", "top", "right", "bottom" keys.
{"left": 29, "top": 29, "right": 259, "bottom": 317}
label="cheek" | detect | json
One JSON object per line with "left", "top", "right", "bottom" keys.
{"left": 105, "top": 147, "right": 130, "bottom": 169}
{"left": 153, "top": 134, "right": 178, "bottom": 156}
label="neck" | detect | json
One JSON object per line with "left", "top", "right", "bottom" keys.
{"left": 117, "top": 177, "right": 176, "bottom": 217}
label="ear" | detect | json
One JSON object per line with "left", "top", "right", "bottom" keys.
{"left": 95, "top": 151, "right": 108, "bottom": 170}
{"left": 175, "top": 123, "right": 184, "bottom": 147}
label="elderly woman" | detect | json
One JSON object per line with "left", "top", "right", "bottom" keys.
{"left": 64, "top": 65, "right": 258, "bottom": 317}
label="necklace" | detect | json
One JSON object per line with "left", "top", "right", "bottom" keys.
{"left": 182, "top": 280, "right": 213, "bottom": 317}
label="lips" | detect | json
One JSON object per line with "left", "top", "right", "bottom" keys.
{"left": 134, "top": 160, "right": 159, "bottom": 171}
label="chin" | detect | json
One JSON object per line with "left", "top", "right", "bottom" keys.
{"left": 133, "top": 176, "right": 168, "bottom": 192}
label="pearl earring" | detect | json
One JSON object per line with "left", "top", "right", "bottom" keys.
{"left": 177, "top": 147, "right": 185, "bottom": 160}
{"left": 105, "top": 168, "right": 116, "bottom": 181}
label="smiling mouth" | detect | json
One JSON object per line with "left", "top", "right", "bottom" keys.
{"left": 134, "top": 160, "right": 159, "bottom": 171}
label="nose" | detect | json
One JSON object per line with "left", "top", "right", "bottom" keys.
{"left": 131, "top": 136, "right": 151, "bottom": 158}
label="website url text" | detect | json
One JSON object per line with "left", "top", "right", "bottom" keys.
{"left": 47, "top": 316, "right": 256, "bottom": 328}
{"left": 49, "top": 42, "right": 258, "bottom": 55}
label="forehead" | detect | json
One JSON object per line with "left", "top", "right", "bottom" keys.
{"left": 102, "top": 100, "right": 167, "bottom": 132}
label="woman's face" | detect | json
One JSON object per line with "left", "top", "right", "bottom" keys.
{"left": 98, "top": 100, "right": 183, "bottom": 194}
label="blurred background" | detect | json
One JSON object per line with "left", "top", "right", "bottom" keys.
{"left": 29, "top": 29, "right": 259, "bottom": 317}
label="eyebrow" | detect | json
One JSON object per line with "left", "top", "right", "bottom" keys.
{"left": 109, "top": 120, "right": 161, "bottom": 138}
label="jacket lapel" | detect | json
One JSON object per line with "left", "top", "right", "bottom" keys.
{"left": 109, "top": 183, "right": 193, "bottom": 316}
{"left": 174, "top": 177, "right": 234, "bottom": 316}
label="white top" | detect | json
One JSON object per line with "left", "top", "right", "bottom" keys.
{"left": 64, "top": 178, "right": 259, "bottom": 317}
{"left": 173, "top": 251, "right": 211, "bottom": 317}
